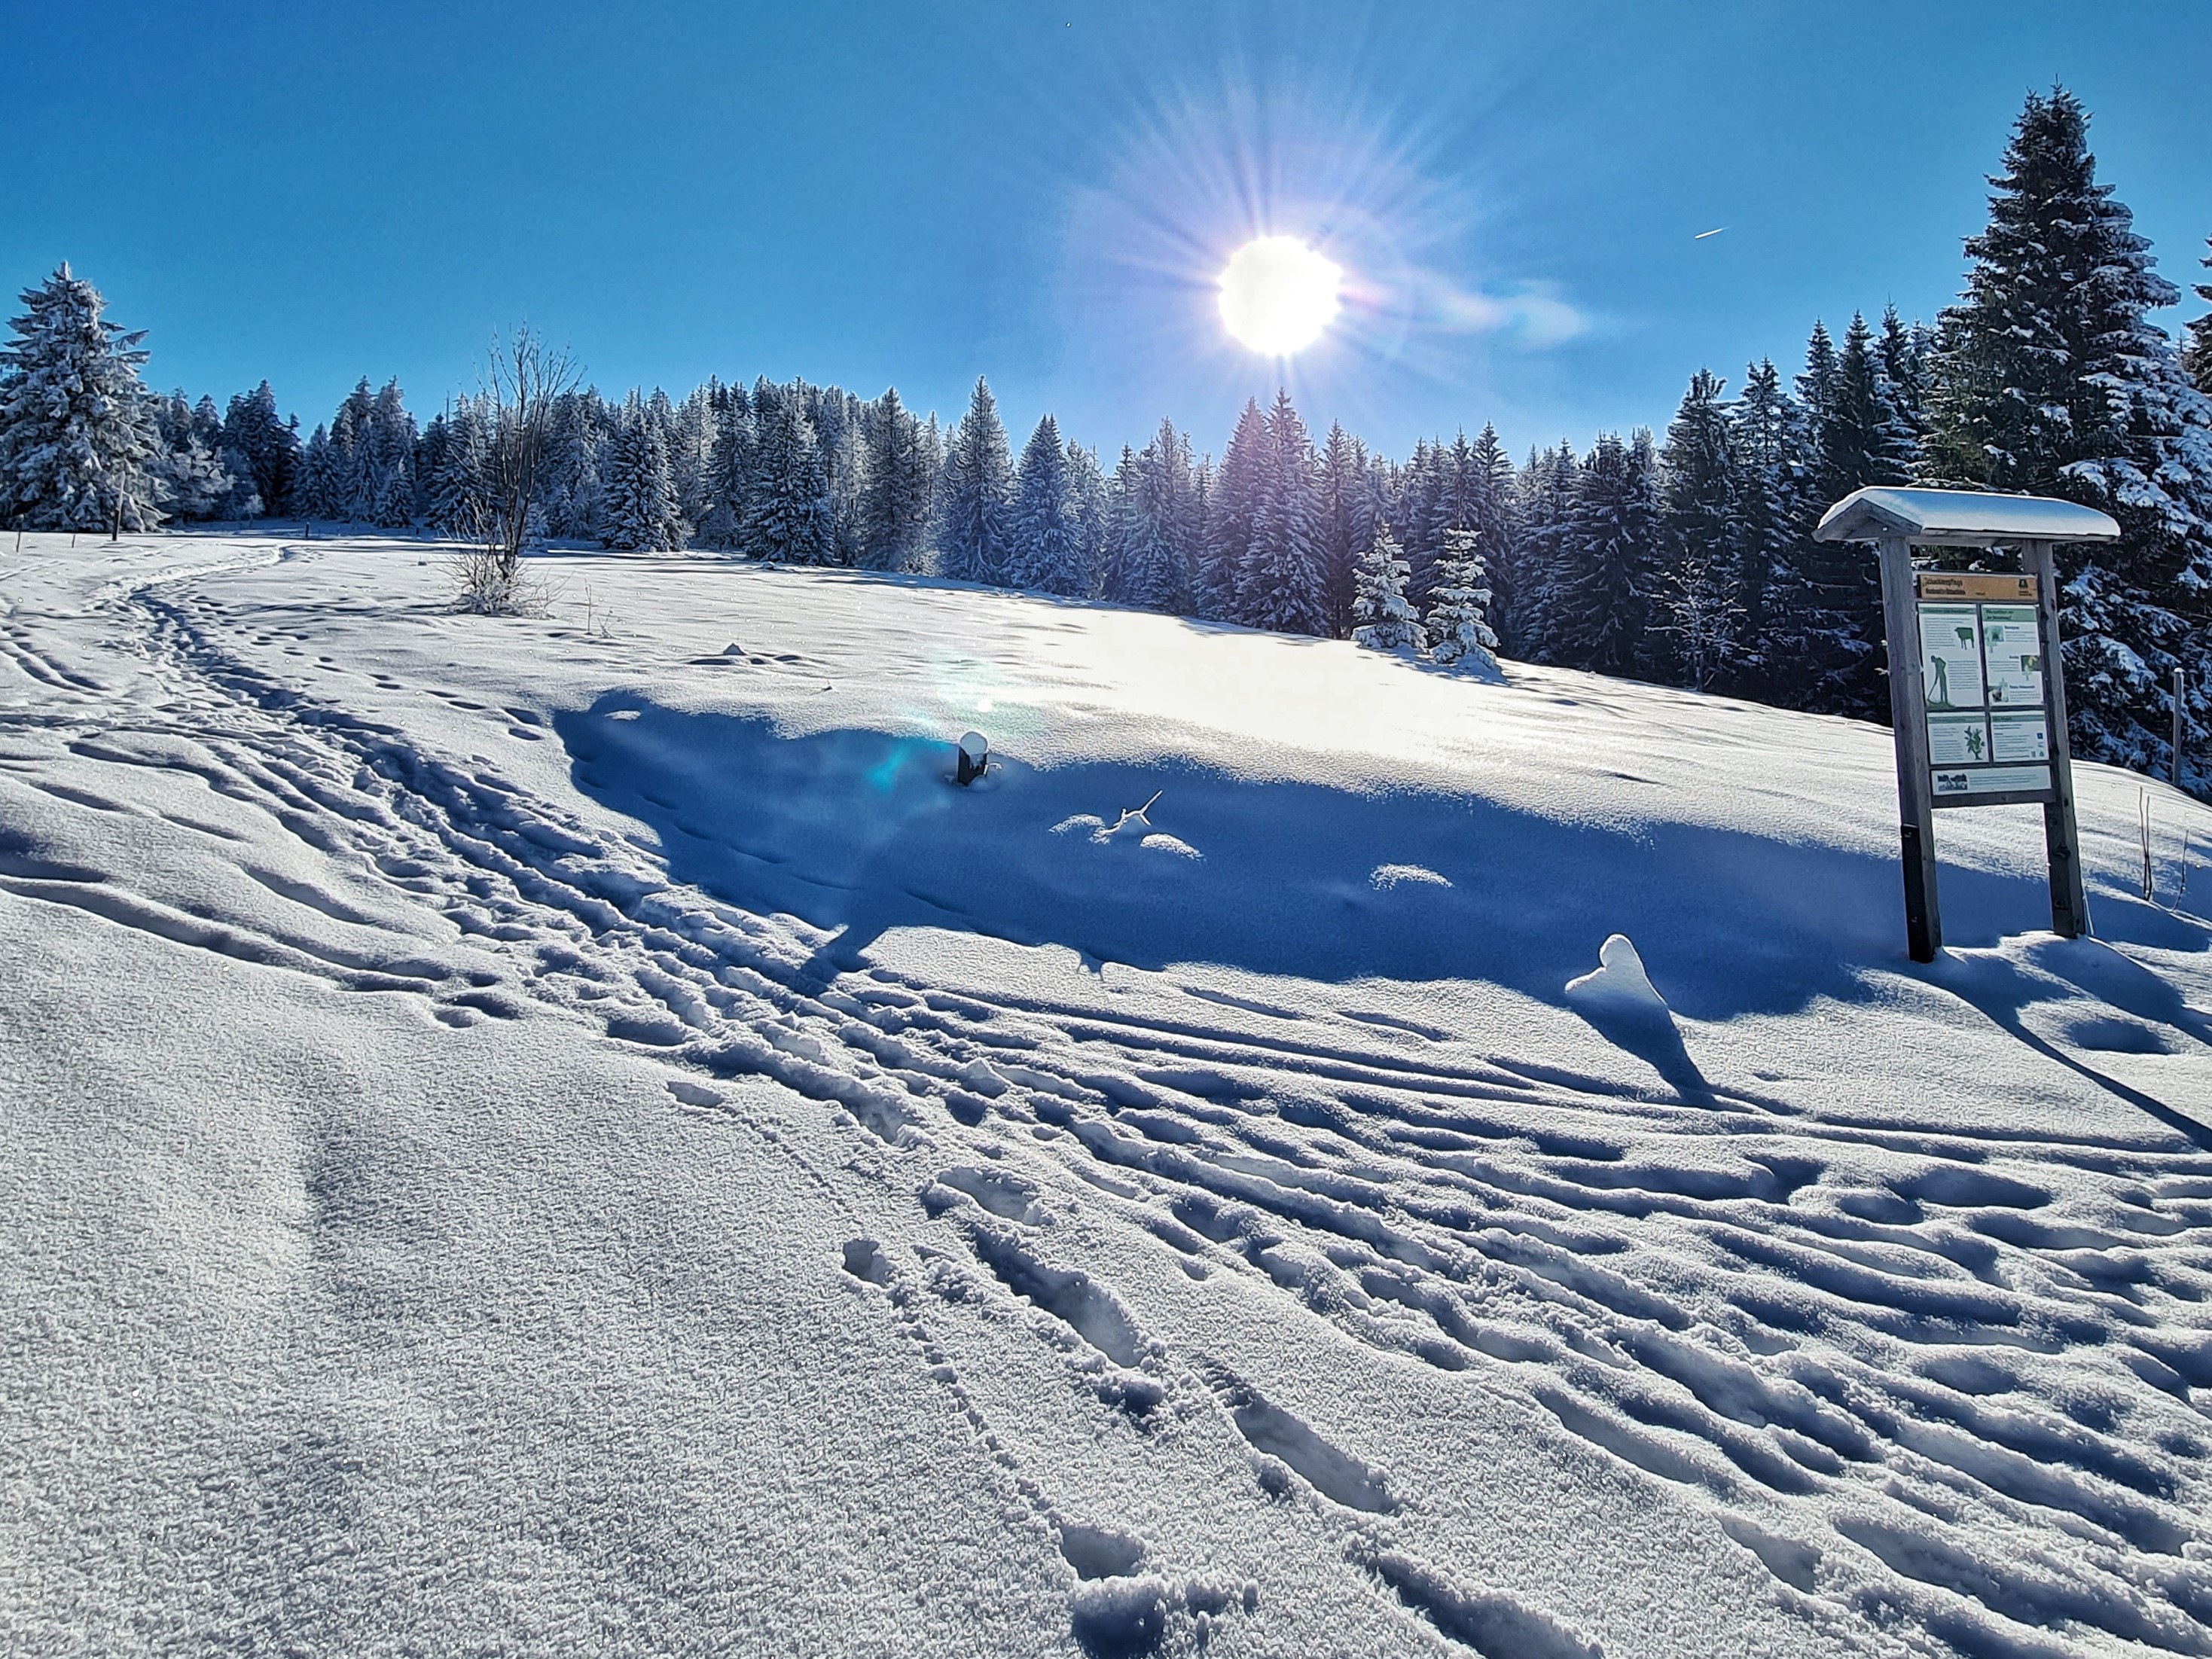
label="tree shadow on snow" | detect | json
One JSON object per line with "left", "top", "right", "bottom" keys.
{"left": 550, "top": 694, "right": 2174, "bottom": 1052}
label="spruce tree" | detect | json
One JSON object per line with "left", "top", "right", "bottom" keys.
{"left": 1394, "top": 439, "right": 1445, "bottom": 610}
{"left": 857, "top": 386, "right": 930, "bottom": 571}
{"left": 1316, "top": 422, "right": 1365, "bottom": 636}
{"left": 2186, "top": 236, "right": 2212, "bottom": 396}
{"left": 426, "top": 399, "right": 495, "bottom": 538}
{"left": 1655, "top": 554, "right": 1745, "bottom": 691}
{"left": 1464, "top": 425, "right": 1519, "bottom": 651}
{"left": 1129, "top": 419, "right": 1198, "bottom": 614}
{"left": 329, "top": 380, "right": 378, "bottom": 519}
{"left": 606, "top": 397, "right": 688, "bottom": 553}
{"left": 1551, "top": 432, "right": 1658, "bottom": 676}
{"left": 221, "top": 381, "right": 299, "bottom": 515}
{"left": 932, "top": 377, "right": 1014, "bottom": 584}
{"left": 1727, "top": 358, "right": 1796, "bottom": 698}
{"left": 1426, "top": 528, "right": 1499, "bottom": 670}
{"left": 1796, "top": 313, "right": 1915, "bottom": 715}
{"left": 1239, "top": 389, "right": 1329, "bottom": 636}
{"left": 1926, "top": 86, "right": 2212, "bottom": 775}
{"left": 542, "top": 391, "right": 609, "bottom": 542}
{"left": 1655, "top": 369, "right": 1741, "bottom": 685}
{"left": 0, "top": 264, "right": 165, "bottom": 532}
{"left": 1198, "top": 399, "right": 1267, "bottom": 620}
{"left": 1351, "top": 521, "right": 1422, "bottom": 652}
{"left": 299, "top": 425, "right": 335, "bottom": 519}
{"left": 367, "top": 379, "right": 417, "bottom": 528}
{"left": 740, "top": 389, "right": 830, "bottom": 563}
{"left": 1876, "top": 305, "right": 1932, "bottom": 439}
{"left": 1008, "top": 413, "right": 1082, "bottom": 593}
{"left": 1508, "top": 441, "right": 1577, "bottom": 664}
{"left": 1100, "top": 445, "right": 1146, "bottom": 605}
{"left": 151, "top": 392, "right": 238, "bottom": 521}
{"left": 1066, "top": 439, "right": 1110, "bottom": 599}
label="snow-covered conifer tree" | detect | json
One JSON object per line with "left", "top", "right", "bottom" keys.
{"left": 2188, "top": 237, "right": 2212, "bottom": 396}
{"left": 426, "top": 400, "right": 495, "bottom": 538}
{"left": 1350, "top": 520, "right": 1423, "bottom": 652}
{"left": 1198, "top": 399, "right": 1266, "bottom": 621}
{"left": 1726, "top": 358, "right": 1796, "bottom": 699}
{"left": 740, "top": 389, "right": 831, "bottom": 563}
{"left": 1240, "top": 389, "right": 1329, "bottom": 636}
{"left": 1506, "top": 442, "right": 1576, "bottom": 665}
{"left": 1926, "top": 86, "right": 2212, "bottom": 776}
{"left": 601, "top": 398, "right": 687, "bottom": 552}
{"left": 327, "top": 380, "right": 378, "bottom": 520}
{"left": 221, "top": 381, "right": 299, "bottom": 515}
{"left": 1549, "top": 431, "right": 1660, "bottom": 677}
{"left": 857, "top": 386, "right": 931, "bottom": 571}
{"left": 1065, "top": 438, "right": 1109, "bottom": 599}
{"left": 1463, "top": 425, "right": 1519, "bottom": 651}
{"left": 1393, "top": 440, "right": 1443, "bottom": 611}
{"left": 1317, "top": 422, "right": 1365, "bottom": 636}
{"left": 1426, "top": 527, "right": 1499, "bottom": 670}
{"left": 0, "top": 264, "right": 164, "bottom": 532}
{"left": 1656, "top": 553, "right": 1745, "bottom": 691}
{"left": 151, "top": 392, "right": 240, "bottom": 520}
{"left": 932, "top": 377, "right": 1014, "bottom": 584}
{"left": 1008, "top": 414, "right": 1082, "bottom": 593}
{"left": 1655, "top": 369, "right": 1741, "bottom": 686}
{"left": 365, "top": 380, "right": 417, "bottom": 527}
{"left": 1128, "top": 419, "right": 1198, "bottom": 614}
{"left": 541, "top": 390, "right": 609, "bottom": 542}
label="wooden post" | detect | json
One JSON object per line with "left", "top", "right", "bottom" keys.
{"left": 2020, "top": 541, "right": 2088, "bottom": 938}
{"left": 1878, "top": 535, "right": 1942, "bottom": 961}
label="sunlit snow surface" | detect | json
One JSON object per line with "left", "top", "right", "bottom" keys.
{"left": 4, "top": 532, "right": 2211, "bottom": 1658}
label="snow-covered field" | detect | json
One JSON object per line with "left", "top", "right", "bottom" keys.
{"left": 4, "top": 529, "right": 2210, "bottom": 1659}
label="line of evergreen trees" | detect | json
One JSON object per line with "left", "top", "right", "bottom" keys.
{"left": 2, "top": 88, "right": 2207, "bottom": 788}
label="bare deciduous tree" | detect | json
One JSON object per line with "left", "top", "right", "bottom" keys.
{"left": 483, "top": 324, "right": 581, "bottom": 581}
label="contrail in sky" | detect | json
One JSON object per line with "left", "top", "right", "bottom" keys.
{"left": 1693, "top": 227, "right": 1728, "bottom": 239}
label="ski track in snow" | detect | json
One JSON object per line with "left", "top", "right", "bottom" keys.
{"left": 5, "top": 535, "right": 2212, "bottom": 1657}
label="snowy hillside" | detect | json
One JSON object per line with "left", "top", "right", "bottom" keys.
{"left": 5, "top": 530, "right": 2212, "bottom": 1659}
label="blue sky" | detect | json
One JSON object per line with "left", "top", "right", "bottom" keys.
{"left": 5, "top": 0, "right": 2207, "bottom": 463}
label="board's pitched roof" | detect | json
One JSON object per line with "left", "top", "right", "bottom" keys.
{"left": 1814, "top": 486, "right": 2120, "bottom": 547}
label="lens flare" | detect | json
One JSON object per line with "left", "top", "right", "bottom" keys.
{"left": 1217, "top": 236, "right": 1343, "bottom": 355}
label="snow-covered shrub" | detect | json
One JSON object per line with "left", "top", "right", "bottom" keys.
{"left": 448, "top": 545, "right": 549, "bottom": 617}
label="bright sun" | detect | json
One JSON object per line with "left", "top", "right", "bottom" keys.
{"left": 1218, "top": 236, "right": 1342, "bottom": 355}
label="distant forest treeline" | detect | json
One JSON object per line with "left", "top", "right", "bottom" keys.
{"left": 4, "top": 87, "right": 2210, "bottom": 791}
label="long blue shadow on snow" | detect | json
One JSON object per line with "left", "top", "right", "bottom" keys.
{"left": 1929, "top": 936, "right": 2212, "bottom": 1148}
{"left": 551, "top": 693, "right": 2122, "bottom": 1029}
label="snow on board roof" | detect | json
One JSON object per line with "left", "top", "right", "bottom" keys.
{"left": 1814, "top": 486, "right": 2119, "bottom": 547}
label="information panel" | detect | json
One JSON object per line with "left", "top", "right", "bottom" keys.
{"left": 1914, "top": 573, "right": 2054, "bottom": 807}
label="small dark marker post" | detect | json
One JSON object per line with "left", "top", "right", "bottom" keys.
{"left": 956, "top": 730, "right": 989, "bottom": 786}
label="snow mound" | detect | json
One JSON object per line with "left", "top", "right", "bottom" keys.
{"left": 1564, "top": 933, "right": 1667, "bottom": 1014}
{"left": 1370, "top": 862, "right": 1451, "bottom": 890}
